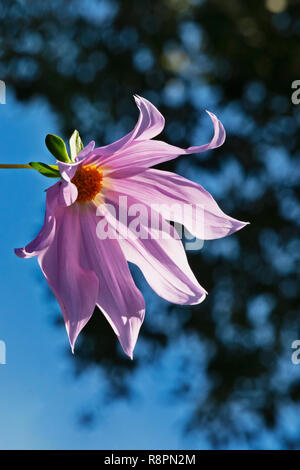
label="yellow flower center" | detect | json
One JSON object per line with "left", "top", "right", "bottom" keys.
{"left": 71, "top": 166, "right": 103, "bottom": 203}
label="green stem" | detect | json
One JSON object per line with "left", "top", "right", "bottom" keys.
{"left": 0, "top": 164, "right": 32, "bottom": 169}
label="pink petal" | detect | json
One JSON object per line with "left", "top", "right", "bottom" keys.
{"left": 104, "top": 194, "right": 207, "bottom": 306}
{"left": 79, "top": 206, "right": 145, "bottom": 358}
{"left": 38, "top": 204, "right": 99, "bottom": 352}
{"left": 15, "top": 182, "right": 60, "bottom": 258}
{"left": 131, "top": 94, "right": 165, "bottom": 141}
{"left": 186, "top": 111, "right": 225, "bottom": 154}
{"left": 112, "top": 169, "right": 248, "bottom": 240}
{"left": 58, "top": 180, "right": 78, "bottom": 207}
{"left": 101, "top": 111, "right": 225, "bottom": 178}
{"left": 57, "top": 160, "right": 81, "bottom": 181}
{"left": 76, "top": 140, "right": 95, "bottom": 161}
{"left": 84, "top": 95, "right": 165, "bottom": 165}
{"left": 15, "top": 216, "right": 55, "bottom": 259}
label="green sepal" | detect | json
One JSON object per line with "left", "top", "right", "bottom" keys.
{"left": 29, "top": 162, "right": 61, "bottom": 178}
{"left": 69, "top": 130, "right": 83, "bottom": 162}
{"left": 45, "top": 134, "right": 70, "bottom": 163}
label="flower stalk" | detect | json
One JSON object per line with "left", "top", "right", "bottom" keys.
{"left": 0, "top": 164, "right": 32, "bottom": 169}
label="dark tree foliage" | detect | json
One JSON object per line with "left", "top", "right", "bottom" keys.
{"left": 2, "top": 0, "right": 300, "bottom": 447}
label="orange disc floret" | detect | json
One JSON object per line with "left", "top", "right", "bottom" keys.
{"left": 71, "top": 166, "right": 103, "bottom": 203}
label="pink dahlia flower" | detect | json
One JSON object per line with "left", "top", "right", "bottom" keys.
{"left": 15, "top": 96, "right": 247, "bottom": 358}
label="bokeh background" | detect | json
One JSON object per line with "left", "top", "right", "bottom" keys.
{"left": 0, "top": 0, "right": 300, "bottom": 449}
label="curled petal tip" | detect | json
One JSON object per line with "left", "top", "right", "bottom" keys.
{"left": 14, "top": 246, "right": 40, "bottom": 259}
{"left": 128, "top": 351, "right": 134, "bottom": 360}
{"left": 191, "top": 291, "right": 207, "bottom": 305}
{"left": 124, "top": 345, "right": 138, "bottom": 361}
{"left": 118, "top": 312, "right": 145, "bottom": 360}
{"left": 69, "top": 335, "right": 77, "bottom": 355}
{"left": 120, "top": 343, "right": 134, "bottom": 360}
{"left": 14, "top": 247, "right": 24, "bottom": 258}
{"left": 231, "top": 220, "right": 250, "bottom": 235}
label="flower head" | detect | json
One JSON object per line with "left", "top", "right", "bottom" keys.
{"left": 15, "top": 96, "right": 248, "bottom": 358}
